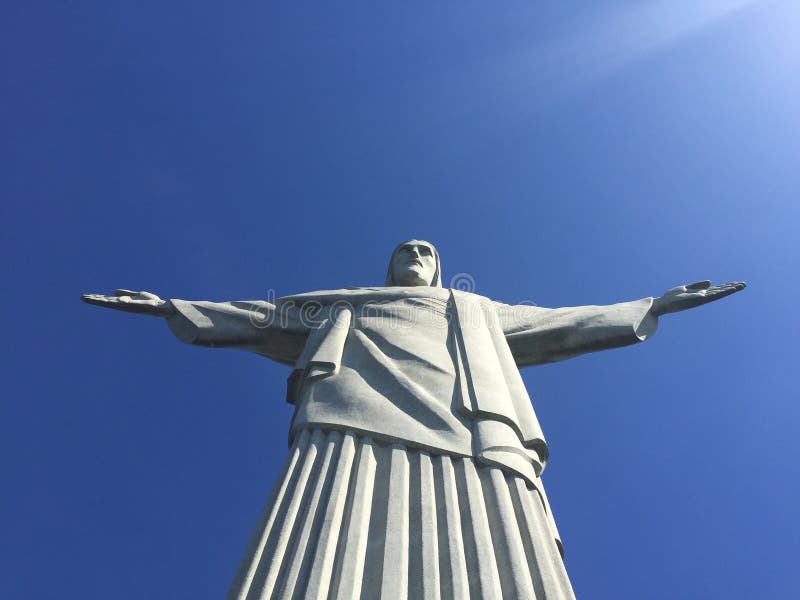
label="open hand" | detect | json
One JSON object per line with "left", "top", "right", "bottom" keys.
{"left": 651, "top": 280, "right": 746, "bottom": 316}
{"left": 81, "top": 289, "right": 175, "bottom": 317}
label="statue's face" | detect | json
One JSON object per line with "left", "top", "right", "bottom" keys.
{"left": 390, "top": 240, "right": 437, "bottom": 286}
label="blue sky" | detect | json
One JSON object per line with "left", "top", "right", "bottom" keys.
{"left": 2, "top": 1, "right": 798, "bottom": 598}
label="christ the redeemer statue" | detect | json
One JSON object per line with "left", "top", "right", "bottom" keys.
{"left": 83, "top": 240, "right": 744, "bottom": 599}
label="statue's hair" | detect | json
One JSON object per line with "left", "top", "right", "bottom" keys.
{"left": 385, "top": 240, "right": 442, "bottom": 287}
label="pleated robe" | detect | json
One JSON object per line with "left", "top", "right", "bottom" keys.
{"left": 166, "top": 287, "right": 657, "bottom": 599}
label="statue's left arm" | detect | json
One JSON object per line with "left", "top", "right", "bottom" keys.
{"left": 497, "top": 280, "right": 745, "bottom": 368}
{"left": 82, "top": 289, "right": 309, "bottom": 366}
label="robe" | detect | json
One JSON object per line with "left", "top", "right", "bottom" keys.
{"left": 165, "top": 287, "right": 657, "bottom": 599}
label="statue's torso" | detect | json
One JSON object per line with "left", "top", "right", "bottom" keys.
{"left": 292, "top": 293, "right": 474, "bottom": 456}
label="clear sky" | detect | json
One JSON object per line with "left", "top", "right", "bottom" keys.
{"left": 2, "top": 1, "right": 798, "bottom": 598}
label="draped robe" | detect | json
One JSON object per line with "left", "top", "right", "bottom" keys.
{"left": 165, "top": 287, "right": 658, "bottom": 599}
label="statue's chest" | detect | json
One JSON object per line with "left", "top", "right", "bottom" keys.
{"left": 348, "top": 296, "right": 456, "bottom": 382}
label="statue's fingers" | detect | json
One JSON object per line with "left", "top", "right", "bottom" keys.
{"left": 114, "top": 289, "right": 138, "bottom": 297}
{"left": 685, "top": 280, "right": 711, "bottom": 291}
{"left": 81, "top": 294, "right": 118, "bottom": 306}
{"left": 710, "top": 282, "right": 746, "bottom": 294}
{"left": 704, "top": 286, "right": 740, "bottom": 301}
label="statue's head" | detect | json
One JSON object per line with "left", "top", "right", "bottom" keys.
{"left": 385, "top": 239, "right": 441, "bottom": 287}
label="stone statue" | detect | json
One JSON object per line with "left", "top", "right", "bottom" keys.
{"left": 82, "top": 240, "right": 744, "bottom": 599}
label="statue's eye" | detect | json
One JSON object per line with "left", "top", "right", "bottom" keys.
{"left": 420, "top": 247, "right": 432, "bottom": 256}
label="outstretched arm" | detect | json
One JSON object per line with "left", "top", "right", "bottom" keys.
{"left": 498, "top": 280, "right": 745, "bottom": 368}
{"left": 81, "top": 289, "right": 309, "bottom": 365}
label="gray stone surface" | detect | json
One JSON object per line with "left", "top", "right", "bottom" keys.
{"left": 82, "top": 239, "right": 745, "bottom": 598}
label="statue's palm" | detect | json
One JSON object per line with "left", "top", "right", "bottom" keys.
{"left": 81, "top": 289, "right": 175, "bottom": 317}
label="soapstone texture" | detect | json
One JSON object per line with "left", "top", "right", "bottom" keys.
{"left": 82, "top": 239, "right": 745, "bottom": 599}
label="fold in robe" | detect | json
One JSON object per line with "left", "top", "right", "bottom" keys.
{"left": 167, "top": 287, "right": 656, "bottom": 484}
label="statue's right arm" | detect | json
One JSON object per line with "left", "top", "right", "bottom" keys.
{"left": 82, "top": 290, "right": 309, "bottom": 366}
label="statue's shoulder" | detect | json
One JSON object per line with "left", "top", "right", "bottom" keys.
{"left": 279, "top": 287, "right": 453, "bottom": 305}
{"left": 449, "top": 288, "right": 498, "bottom": 306}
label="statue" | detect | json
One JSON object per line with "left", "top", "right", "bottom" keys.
{"left": 82, "top": 240, "right": 745, "bottom": 599}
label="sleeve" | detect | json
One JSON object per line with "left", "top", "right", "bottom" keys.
{"left": 165, "top": 299, "right": 309, "bottom": 366}
{"left": 495, "top": 298, "right": 658, "bottom": 367}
